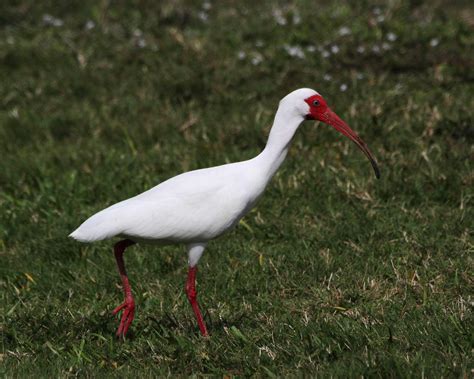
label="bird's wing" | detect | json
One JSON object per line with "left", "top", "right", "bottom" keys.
{"left": 70, "top": 162, "right": 252, "bottom": 243}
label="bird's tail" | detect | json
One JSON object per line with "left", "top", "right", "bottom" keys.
{"left": 68, "top": 227, "right": 102, "bottom": 243}
{"left": 69, "top": 207, "right": 123, "bottom": 243}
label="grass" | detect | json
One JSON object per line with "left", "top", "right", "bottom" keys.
{"left": 1, "top": 0, "right": 473, "bottom": 376}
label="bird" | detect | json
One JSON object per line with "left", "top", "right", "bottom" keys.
{"left": 69, "top": 88, "right": 380, "bottom": 338}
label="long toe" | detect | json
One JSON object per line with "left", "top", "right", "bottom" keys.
{"left": 121, "top": 308, "right": 135, "bottom": 336}
{"left": 112, "top": 302, "right": 126, "bottom": 315}
{"left": 113, "top": 300, "right": 135, "bottom": 338}
{"left": 117, "top": 308, "right": 135, "bottom": 337}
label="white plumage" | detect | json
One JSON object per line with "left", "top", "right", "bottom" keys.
{"left": 69, "top": 88, "right": 379, "bottom": 337}
{"left": 70, "top": 89, "right": 319, "bottom": 245}
{"left": 70, "top": 160, "right": 267, "bottom": 243}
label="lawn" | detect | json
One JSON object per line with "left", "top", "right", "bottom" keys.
{"left": 1, "top": 0, "right": 473, "bottom": 376}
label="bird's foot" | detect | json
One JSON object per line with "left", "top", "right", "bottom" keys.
{"left": 112, "top": 298, "right": 135, "bottom": 338}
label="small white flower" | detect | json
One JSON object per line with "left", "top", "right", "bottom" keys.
{"left": 306, "top": 45, "right": 316, "bottom": 53}
{"left": 386, "top": 32, "right": 397, "bottom": 41}
{"left": 197, "top": 11, "right": 209, "bottom": 21}
{"left": 330, "top": 45, "right": 340, "bottom": 54}
{"left": 137, "top": 38, "right": 146, "bottom": 48}
{"left": 202, "top": 1, "right": 211, "bottom": 10}
{"left": 42, "top": 14, "right": 63, "bottom": 27}
{"left": 292, "top": 12, "right": 301, "bottom": 25}
{"left": 376, "top": 15, "right": 385, "bottom": 23}
{"left": 356, "top": 46, "right": 365, "bottom": 53}
{"left": 251, "top": 53, "right": 263, "bottom": 65}
{"left": 237, "top": 51, "right": 246, "bottom": 60}
{"left": 430, "top": 38, "right": 439, "bottom": 47}
{"left": 9, "top": 108, "right": 19, "bottom": 119}
{"left": 356, "top": 73, "right": 364, "bottom": 80}
{"left": 338, "top": 26, "right": 351, "bottom": 36}
{"left": 272, "top": 9, "right": 287, "bottom": 26}
{"left": 382, "top": 42, "right": 391, "bottom": 50}
{"left": 321, "top": 50, "right": 330, "bottom": 58}
{"left": 42, "top": 14, "right": 53, "bottom": 23}
{"left": 340, "top": 83, "right": 348, "bottom": 92}
{"left": 284, "top": 45, "right": 305, "bottom": 59}
{"left": 85, "top": 20, "right": 95, "bottom": 30}
{"left": 372, "top": 44, "right": 381, "bottom": 53}
{"left": 323, "top": 74, "right": 332, "bottom": 81}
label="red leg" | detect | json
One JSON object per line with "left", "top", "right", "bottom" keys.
{"left": 112, "top": 239, "right": 136, "bottom": 338}
{"left": 185, "top": 267, "right": 208, "bottom": 336}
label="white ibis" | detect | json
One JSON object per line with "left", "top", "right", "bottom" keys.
{"left": 70, "top": 88, "right": 380, "bottom": 338}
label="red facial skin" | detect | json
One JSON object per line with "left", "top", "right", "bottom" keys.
{"left": 304, "top": 94, "right": 380, "bottom": 179}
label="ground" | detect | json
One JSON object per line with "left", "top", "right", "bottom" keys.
{"left": 0, "top": 0, "right": 473, "bottom": 377}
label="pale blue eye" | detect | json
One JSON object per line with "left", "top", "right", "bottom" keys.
{"left": 312, "top": 100, "right": 320, "bottom": 106}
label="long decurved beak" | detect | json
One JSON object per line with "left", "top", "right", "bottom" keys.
{"left": 321, "top": 109, "right": 380, "bottom": 179}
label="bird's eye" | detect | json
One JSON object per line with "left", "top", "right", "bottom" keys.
{"left": 312, "top": 100, "right": 320, "bottom": 106}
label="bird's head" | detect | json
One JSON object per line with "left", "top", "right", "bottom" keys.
{"left": 282, "top": 88, "right": 380, "bottom": 179}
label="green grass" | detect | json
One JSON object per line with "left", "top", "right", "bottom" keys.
{"left": 1, "top": 0, "right": 473, "bottom": 376}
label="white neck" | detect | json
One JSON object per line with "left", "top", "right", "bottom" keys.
{"left": 255, "top": 104, "right": 304, "bottom": 181}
